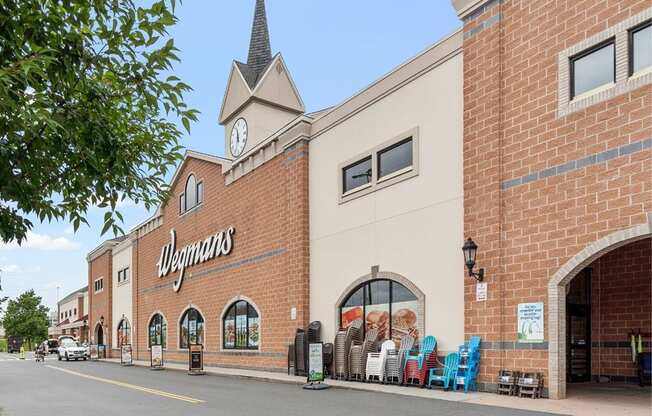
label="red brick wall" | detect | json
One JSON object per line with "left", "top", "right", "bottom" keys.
{"left": 132, "top": 142, "right": 310, "bottom": 371}
{"left": 590, "top": 238, "right": 652, "bottom": 380}
{"left": 462, "top": 0, "right": 652, "bottom": 390}
{"left": 88, "top": 251, "right": 112, "bottom": 353}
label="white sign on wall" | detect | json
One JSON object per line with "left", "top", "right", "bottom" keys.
{"left": 517, "top": 302, "right": 544, "bottom": 343}
{"left": 157, "top": 227, "right": 235, "bottom": 292}
{"left": 476, "top": 282, "right": 487, "bottom": 301}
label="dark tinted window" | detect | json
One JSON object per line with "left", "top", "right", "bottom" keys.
{"left": 342, "top": 157, "right": 372, "bottom": 193}
{"left": 631, "top": 22, "right": 652, "bottom": 75}
{"left": 571, "top": 41, "right": 615, "bottom": 98}
{"left": 378, "top": 138, "right": 413, "bottom": 178}
{"left": 223, "top": 301, "right": 259, "bottom": 350}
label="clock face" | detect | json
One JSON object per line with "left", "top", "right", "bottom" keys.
{"left": 230, "top": 118, "right": 248, "bottom": 157}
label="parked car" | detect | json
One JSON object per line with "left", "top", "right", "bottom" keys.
{"left": 7, "top": 336, "right": 23, "bottom": 354}
{"left": 47, "top": 339, "right": 59, "bottom": 354}
{"left": 57, "top": 338, "right": 87, "bottom": 361}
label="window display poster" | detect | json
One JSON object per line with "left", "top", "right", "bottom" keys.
{"left": 151, "top": 345, "right": 163, "bottom": 368}
{"left": 517, "top": 302, "right": 544, "bottom": 343}
{"left": 307, "top": 343, "right": 324, "bottom": 382}
{"left": 224, "top": 317, "right": 235, "bottom": 348}
{"left": 390, "top": 300, "right": 419, "bottom": 345}
{"left": 248, "top": 316, "right": 259, "bottom": 348}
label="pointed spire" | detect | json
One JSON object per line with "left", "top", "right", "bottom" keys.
{"left": 247, "top": 0, "right": 273, "bottom": 77}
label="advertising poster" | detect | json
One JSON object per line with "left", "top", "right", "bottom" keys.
{"left": 189, "top": 344, "right": 203, "bottom": 373}
{"left": 365, "top": 303, "right": 390, "bottom": 341}
{"left": 340, "top": 305, "right": 363, "bottom": 329}
{"left": 151, "top": 345, "right": 163, "bottom": 368}
{"left": 224, "top": 317, "right": 235, "bottom": 348}
{"left": 390, "top": 300, "right": 419, "bottom": 345}
{"left": 248, "top": 316, "right": 260, "bottom": 348}
{"left": 517, "top": 302, "right": 544, "bottom": 343}
{"left": 307, "top": 343, "right": 324, "bottom": 382}
{"left": 90, "top": 344, "right": 99, "bottom": 360}
{"left": 121, "top": 344, "right": 133, "bottom": 366}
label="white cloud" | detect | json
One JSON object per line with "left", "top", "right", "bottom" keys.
{"left": 0, "top": 231, "right": 81, "bottom": 251}
{"left": 64, "top": 225, "right": 75, "bottom": 235}
{"left": 1, "top": 264, "right": 22, "bottom": 274}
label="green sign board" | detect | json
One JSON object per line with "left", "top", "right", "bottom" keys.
{"left": 307, "top": 343, "right": 324, "bottom": 383}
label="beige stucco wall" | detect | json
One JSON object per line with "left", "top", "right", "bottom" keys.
{"left": 309, "top": 51, "right": 464, "bottom": 352}
{"left": 111, "top": 240, "right": 132, "bottom": 348}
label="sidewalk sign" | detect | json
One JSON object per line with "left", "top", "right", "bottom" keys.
{"left": 120, "top": 344, "right": 133, "bottom": 366}
{"left": 302, "top": 342, "right": 329, "bottom": 390}
{"left": 188, "top": 344, "right": 204, "bottom": 375}
{"left": 150, "top": 344, "right": 164, "bottom": 371}
{"left": 89, "top": 344, "right": 99, "bottom": 361}
{"left": 98, "top": 344, "right": 106, "bottom": 359}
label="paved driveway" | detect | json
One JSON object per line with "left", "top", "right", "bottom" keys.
{"left": 0, "top": 352, "right": 562, "bottom": 416}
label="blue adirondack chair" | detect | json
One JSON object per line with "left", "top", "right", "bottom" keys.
{"left": 454, "top": 336, "right": 481, "bottom": 392}
{"left": 427, "top": 352, "right": 459, "bottom": 390}
{"left": 404, "top": 335, "right": 436, "bottom": 369}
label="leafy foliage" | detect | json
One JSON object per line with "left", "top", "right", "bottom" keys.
{"left": 0, "top": 0, "right": 197, "bottom": 243}
{"left": 2, "top": 290, "right": 49, "bottom": 349}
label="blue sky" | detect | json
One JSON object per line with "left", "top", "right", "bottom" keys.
{"left": 0, "top": 1, "right": 460, "bottom": 312}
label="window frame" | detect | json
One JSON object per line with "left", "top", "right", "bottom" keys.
{"left": 148, "top": 313, "right": 167, "bottom": 349}
{"left": 377, "top": 137, "right": 414, "bottom": 181}
{"left": 94, "top": 277, "right": 104, "bottom": 293}
{"left": 179, "top": 308, "right": 204, "bottom": 350}
{"left": 342, "top": 156, "right": 373, "bottom": 195}
{"left": 569, "top": 37, "right": 616, "bottom": 99}
{"left": 338, "top": 127, "right": 419, "bottom": 204}
{"left": 222, "top": 300, "right": 260, "bottom": 351}
{"left": 339, "top": 278, "right": 419, "bottom": 343}
{"left": 117, "top": 267, "right": 130, "bottom": 284}
{"left": 628, "top": 19, "right": 652, "bottom": 77}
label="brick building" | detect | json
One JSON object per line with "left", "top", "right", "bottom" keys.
{"left": 85, "top": 0, "right": 651, "bottom": 397}
{"left": 453, "top": 0, "right": 651, "bottom": 399}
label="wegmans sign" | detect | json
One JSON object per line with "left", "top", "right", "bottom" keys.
{"left": 157, "top": 227, "right": 235, "bottom": 292}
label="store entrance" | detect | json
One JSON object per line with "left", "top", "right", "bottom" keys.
{"left": 566, "top": 269, "right": 591, "bottom": 383}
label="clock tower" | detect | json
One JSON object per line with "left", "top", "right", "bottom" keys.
{"left": 219, "top": 0, "right": 305, "bottom": 160}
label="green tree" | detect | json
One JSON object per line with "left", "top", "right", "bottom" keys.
{"left": 0, "top": 0, "right": 198, "bottom": 243}
{"left": 2, "top": 290, "right": 49, "bottom": 350}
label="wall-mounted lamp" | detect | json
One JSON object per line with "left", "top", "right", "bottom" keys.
{"left": 462, "top": 238, "right": 484, "bottom": 282}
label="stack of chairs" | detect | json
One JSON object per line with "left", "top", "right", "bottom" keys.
{"left": 497, "top": 370, "right": 520, "bottom": 396}
{"left": 333, "top": 319, "right": 363, "bottom": 380}
{"left": 349, "top": 328, "right": 379, "bottom": 381}
{"left": 518, "top": 372, "right": 543, "bottom": 398}
{"left": 294, "top": 329, "right": 307, "bottom": 376}
{"left": 427, "top": 352, "right": 459, "bottom": 390}
{"left": 454, "top": 336, "right": 481, "bottom": 393}
{"left": 384, "top": 335, "right": 415, "bottom": 385}
{"left": 403, "top": 335, "right": 437, "bottom": 386}
{"left": 322, "top": 343, "right": 333, "bottom": 377}
{"left": 307, "top": 321, "right": 321, "bottom": 344}
{"left": 366, "top": 340, "right": 396, "bottom": 383}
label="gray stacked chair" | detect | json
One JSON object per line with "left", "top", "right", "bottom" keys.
{"left": 349, "top": 328, "right": 380, "bottom": 381}
{"left": 294, "top": 329, "right": 306, "bottom": 376}
{"left": 307, "top": 321, "right": 321, "bottom": 343}
{"left": 333, "top": 319, "right": 363, "bottom": 380}
{"left": 383, "top": 334, "right": 415, "bottom": 384}
{"left": 333, "top": 330, "right": 348, "bottom": 380}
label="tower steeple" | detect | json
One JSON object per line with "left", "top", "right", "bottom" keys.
{"left": 246, "top": 0, "right": 272, "bottom": 80}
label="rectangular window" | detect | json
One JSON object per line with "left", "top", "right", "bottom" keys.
{"left": 377, "top": 138, "right": 413, "bottom": 179}
{"left": 179, "top": 194, "right": 185, "bottom": 214}
{"left": 342, "top": 156, "right": 372, "bottom": 194}
{"left": 630, "top": 20, "right": 652, "bottom": 76}
{"left": 197, "top": 182, "right": 203, "bottom": 204}
{"left": 117, "top": 267, "right": 129, "bottom": 283}
{"left": 570, "top": 39, "right": 615, "bottom": 98}
{"left": 94, "top": 278, "right": 103, "bottom": 293}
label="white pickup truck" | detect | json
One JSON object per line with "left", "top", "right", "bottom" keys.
{"left": 57, "top": 338, "right": 88, "bottom": 361}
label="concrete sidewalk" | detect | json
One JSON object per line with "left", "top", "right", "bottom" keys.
{"left": 101, "top": 358, "right": 651, "bottom": 416}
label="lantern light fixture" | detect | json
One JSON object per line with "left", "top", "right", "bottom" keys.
{"left": 462, "top": 238, "right": 484, "bottom": 282}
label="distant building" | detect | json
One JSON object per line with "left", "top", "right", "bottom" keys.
{"left": 49, "top": 286, "right": 89, "bottom": 342}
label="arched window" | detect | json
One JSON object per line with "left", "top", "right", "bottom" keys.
{"left": 148, "top": 314, "right": 167, "bottom": 348}
{"left": 179, "top": 174, "right": 204, "bottom": 214}
{"left": 117, "top": 318, "right": 130, "bottom": 347}
{"left": 223, "top": 300, "right": 259, "bottom": 350}
{"left": 340, "top": 279, "right": 419, "bottom": 344}
{"left": 180, "top": 308, "right": 204, "bottom": 349}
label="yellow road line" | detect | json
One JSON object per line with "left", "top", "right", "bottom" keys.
{"left": 46, "top": 365, "right": 205, "bottom": 404}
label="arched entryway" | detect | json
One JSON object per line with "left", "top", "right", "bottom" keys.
{"left": 94, "top": 323, "right": 104, "bottom": 345}
{"left": 548, "top": 218, "right": 651, "bottom": 399}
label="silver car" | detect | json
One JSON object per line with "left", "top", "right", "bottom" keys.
{"left": 57, "top": 339, "right": 87, "bottom": 361}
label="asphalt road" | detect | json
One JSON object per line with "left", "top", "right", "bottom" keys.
{"left": 0, "top": 352, "right": 559, "bottom": 416}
